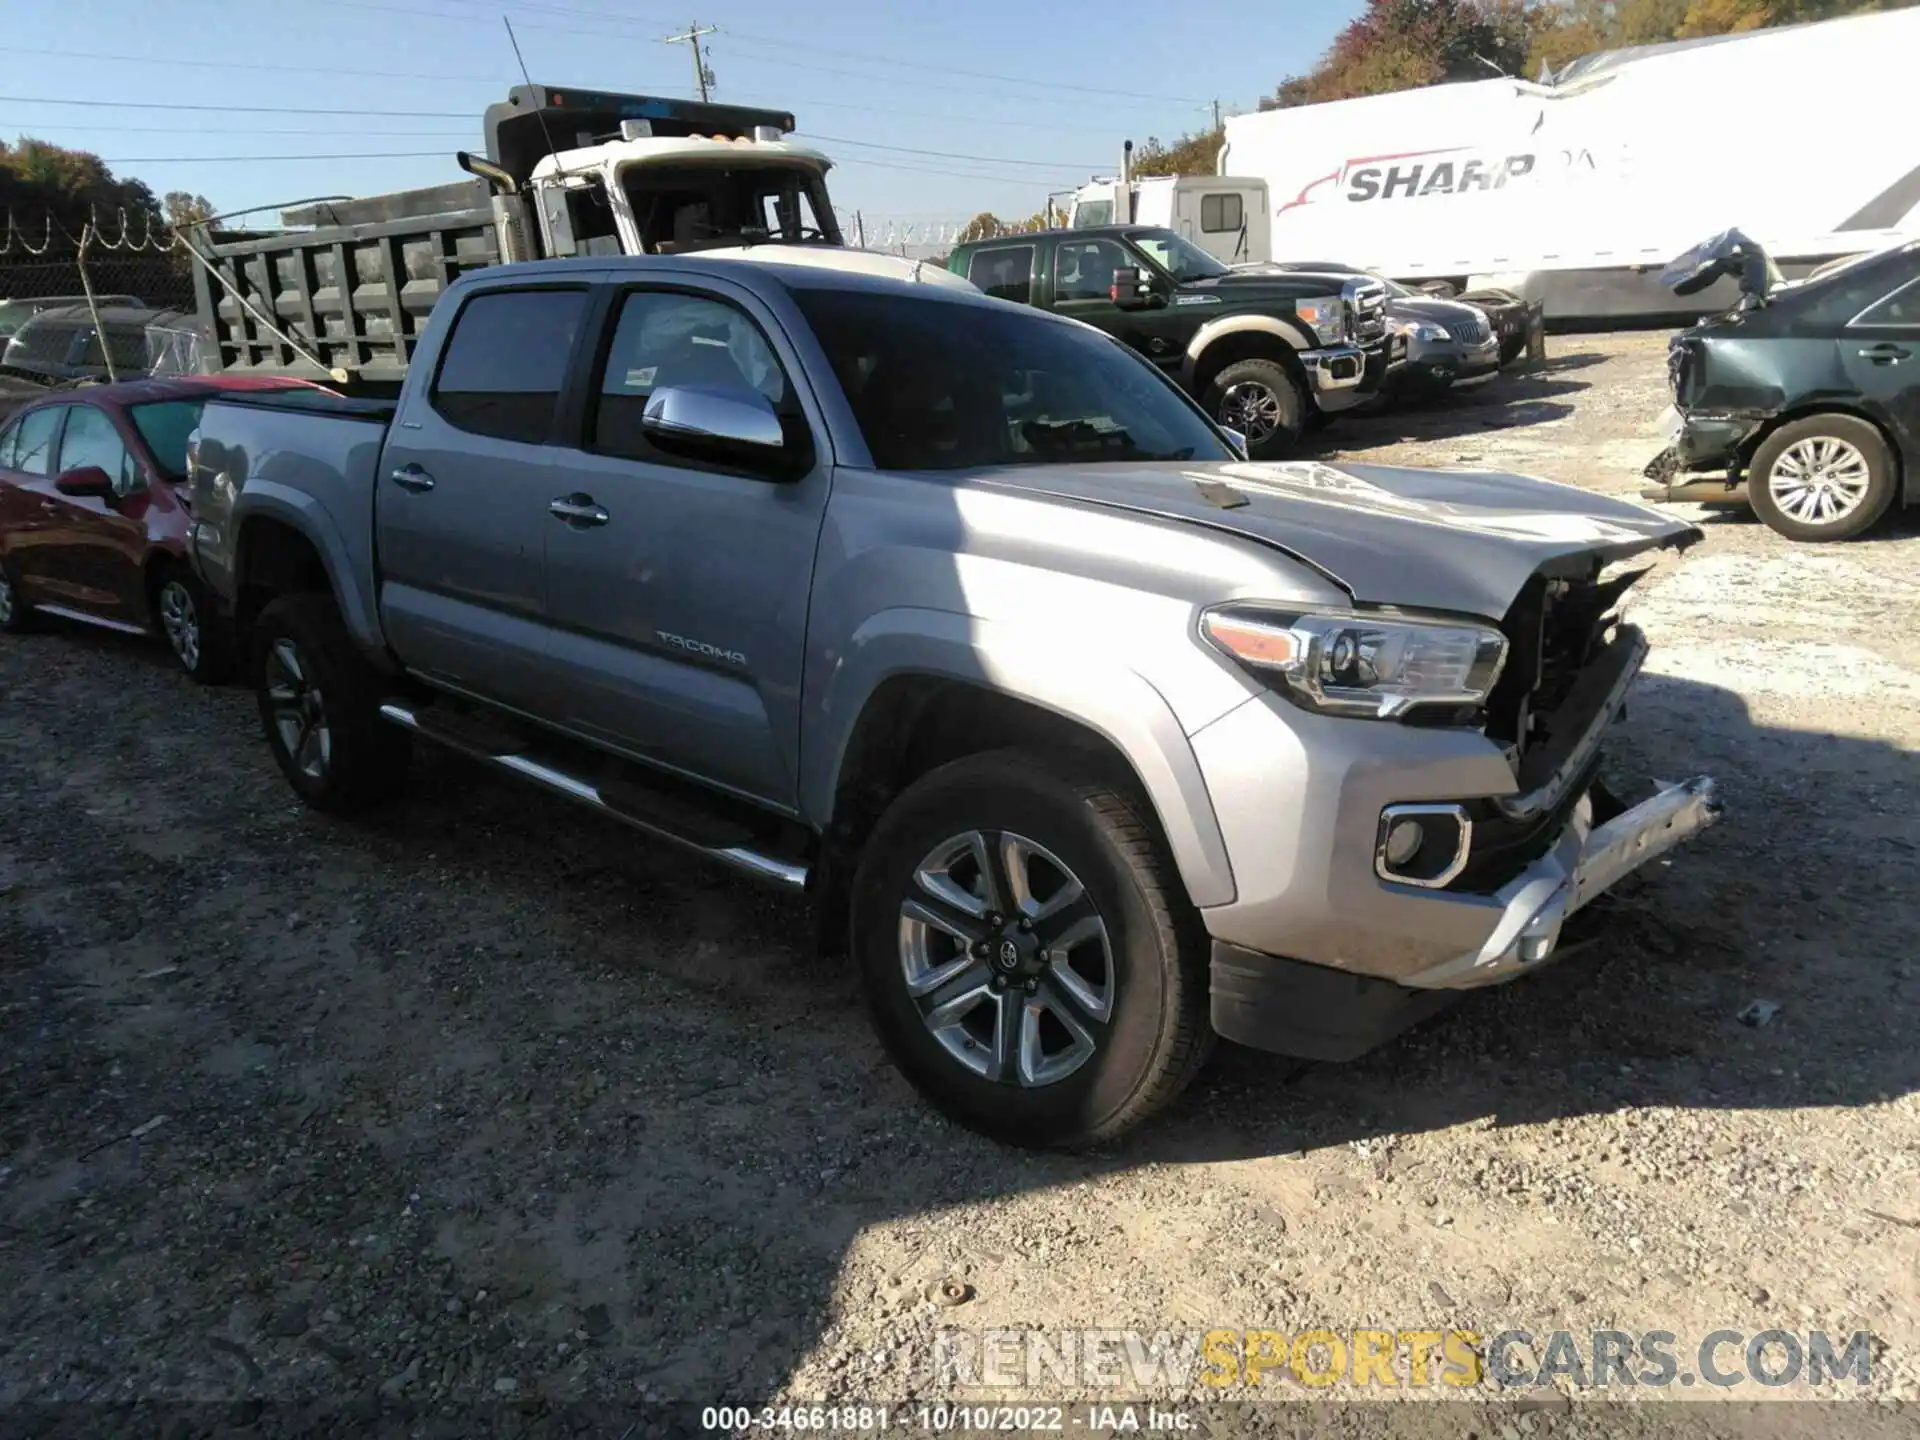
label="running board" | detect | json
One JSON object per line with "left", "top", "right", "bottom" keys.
{"left": 31, "top": 604, "right": 151, "bottom": 637}
{"left": 377, "top": 701, "right": 809, "bottom": 891}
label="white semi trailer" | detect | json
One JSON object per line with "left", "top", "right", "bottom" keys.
{"left": 1070, "top": 9, "right": 1920, "bottom": 321}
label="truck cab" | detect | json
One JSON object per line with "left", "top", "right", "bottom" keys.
{"left": 185, "top": 85, "right": 969, "bottom": 391}
{"left": 1068, "top": 176, "right": 1271, "bottom": 267}
{"left": 949, "top": 224, "right": 1388, "bottom": 457}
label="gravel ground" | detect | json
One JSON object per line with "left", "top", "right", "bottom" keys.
{"left": 2, "top": 332, "right": 1917, "bottom": 1434}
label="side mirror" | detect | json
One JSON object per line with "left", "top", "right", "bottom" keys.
{"left": 55, "top": 464, "right": 114, "bottom": 498}
{"left": 1221, "top": 426, "right": 1250, "bottom": 461}
{"left": 641, "top": 384, "right": 786, "bottom": 461}
{"left": 1109, "top": 265, "right": 1157, "bottom": 310}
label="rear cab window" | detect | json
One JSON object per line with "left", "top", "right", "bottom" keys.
{"left": 965, "top": 246, "right": 1036, "bottom": 304}
{"left": 429, "top": 287, "right": 590, "bottom": 443}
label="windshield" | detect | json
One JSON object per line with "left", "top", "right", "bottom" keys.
{"left": 129, "top": 399, "right": 208, "bottom": 478}
{"left": 623, "top": 162, "right": 841, "bottom": 253}
{"left": 1126, "top": 229, "right": 1231, "bottom": 283}
{"left": 791, "top": 287, "right": 1232, "bottom": 471}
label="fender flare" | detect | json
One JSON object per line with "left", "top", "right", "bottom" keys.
{"left": 1186, "top": 312, "right": 1317, "bottom": 369}
{"left": 803, "top": 606, "right": 1237, "bottom": 909}
{"left": 231, "top": 484, "right": 390, "bottom": 661}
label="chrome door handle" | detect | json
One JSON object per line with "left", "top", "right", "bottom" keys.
{"left": 549, "top": 495, "right": 610, "bottom": 526}
{"left": 390, "top": 464, "right": 436, "bottom": 492}
{"left": 1858, "top": 343, "right": 1910, "bottom": 364}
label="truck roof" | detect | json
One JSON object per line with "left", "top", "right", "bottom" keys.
{"left": 531, "top": 134, "right": 833, "bottom": 180}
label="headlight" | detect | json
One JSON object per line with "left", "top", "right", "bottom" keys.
{"left": 1397, "top": 320, "right": 1447, "bottom": 342}
{"left": 1200, "top": 605, "right": 1508, "bottom": 719}
{"left": 1294, "top": 295, "right": 1347, "bottom": 346}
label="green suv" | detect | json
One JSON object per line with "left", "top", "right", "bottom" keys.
{"left": 948, "top": 225, "right": 1391, "bottom": 457}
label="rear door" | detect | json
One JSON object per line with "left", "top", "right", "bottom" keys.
{"left": 36, "top": 402, "right": 149, "bottom": 621}
{"left": 1840, "top": 258, "right": 1920, "bottom": 462}
{"left": 0, "top": 405, "right": 69, "bottom": 600}
{"left": 538, "top": 277, "right": 830, "bottom": 808}
{"left": 374, "top": 283, "right": 593, "bottom": 714}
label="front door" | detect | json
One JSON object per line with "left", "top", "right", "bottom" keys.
{"left": 375, "top": 283, "right": 593, "bottom": 714}
{"left": 1050, "top": 236, "right": 1189, "bottom": 373}
{"left": 37, "top": 403, "right": 149, "bottom": 623}
{"left": 539, "top": 280, "right": 829, "bottom": 809}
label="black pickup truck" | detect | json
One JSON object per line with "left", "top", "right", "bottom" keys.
{"left": 948, "top": 224, "right": 1391, "bottom": 458}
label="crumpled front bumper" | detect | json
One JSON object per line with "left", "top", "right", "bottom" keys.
{"left": 1397, "top": 775, "right": 1722, "bottom": 989}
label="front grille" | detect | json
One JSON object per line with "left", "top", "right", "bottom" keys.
{"left": 1444, "top": 315, "right": 1491, "bottom": 345}
{"left": 1343, "top": 278, "right": 1389, "bottom": 346}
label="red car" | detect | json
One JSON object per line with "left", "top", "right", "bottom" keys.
{"left": 0, "top": 375, "right": 326, "bottom": 681}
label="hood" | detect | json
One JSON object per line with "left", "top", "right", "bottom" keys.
{"left": 1662, "top": 229, "right": 1783, "bottom": 300}
{"left": 1181, "top": 269, "right": 1343, "bottom": 300}
{"left": 970, "top": 459, "right": 1698, "bottom": 619}
{"left": 1386, "top": 295, "right": 1484, "bottom": 325}
{"left": 696, "top": 244, "right": 978, "bottom": 291}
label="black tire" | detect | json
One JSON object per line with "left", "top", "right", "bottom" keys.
{"left": 851, "top": 749, "right": 1212, "bottom": 1149}
{"left": 1746, "top": 414, "right": 1896, "bottom": 543}
{"left": 0, "top": 557, "right": 30, "bottom": 634}
{"left": 253, "top": 592, "right": 409, "bottom": 814}
{"left": 1204, "top": 357, "right": 1307, "bottom": 460}
{"left": 152, "top": 564, "right": 234, "bottom": 684}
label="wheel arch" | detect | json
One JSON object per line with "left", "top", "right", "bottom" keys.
{"left": 230, "top": 490, "right": 389, "bottom": 664}
{"left": 805, "top": 613, "right": 1237, "bottom": 929}
{"left": 1185, "top": 316, "right": 1313, "bottom": 396}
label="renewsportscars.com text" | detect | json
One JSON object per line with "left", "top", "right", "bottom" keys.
{"left": 929, "top": 1327, "right": 1878, "bottom": 1392}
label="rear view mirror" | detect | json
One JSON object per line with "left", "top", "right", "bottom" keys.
{"left": 55, "top": 465, "right": 114, "bottom": 498}
{"left": 641, "top": 384, "right": 785, "bottom": 458}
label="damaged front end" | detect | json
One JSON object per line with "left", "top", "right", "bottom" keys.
{"left": 1398, "top": 554, "right": 1722, "bottom": 989}
{"left": 1642, "top": 230, "right": 1790, "bottom": 505}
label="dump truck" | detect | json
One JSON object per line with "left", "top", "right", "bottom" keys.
{"left": 180, "top": 85, "right": 969, "bottom": 391}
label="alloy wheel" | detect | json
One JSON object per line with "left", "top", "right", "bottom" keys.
{"left": 158, "top": 580, "right": 200, "bottom": 671}
{"left": 1218, "top": 381, "right": 1285, "bottom": 442}
{"left": 1766, "top": 437, "right": 1872, "bottom": 526}
{"left": 897, "top": 829, "right": 1115, "bottom": 1088}
{"left": 264, "top": 638, "right": 331, "bottom": 781}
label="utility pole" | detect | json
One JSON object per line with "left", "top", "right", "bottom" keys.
{"left": 663, "top": 22, "right": 718, "bottom": 102}
{"left": 1212, "top": 98, "right": 1222, "bottom": 131}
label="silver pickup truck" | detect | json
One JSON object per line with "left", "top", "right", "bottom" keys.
{"left": 183, "top": 256, "right": 1719, "bottom": 1148}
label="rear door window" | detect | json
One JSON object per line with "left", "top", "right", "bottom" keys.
{"left": 430, "top": 287, "right": 590, "bottom": 443}
{"left": 1852, "top": 274, "right": 1920, "bottom": 327}
{"left": 9, "top": 406, "right": 65, "bottom": 477}
{"left": 966, "top": 246, "right": 1035, "bottom": 304}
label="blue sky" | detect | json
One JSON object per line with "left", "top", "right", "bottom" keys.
{"left": 3, "top": 0, "right": 1363, "bottom": 238}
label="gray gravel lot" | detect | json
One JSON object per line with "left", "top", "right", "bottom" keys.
{"left": 2, "top": 332, "right": 1917, "bottom": 1432}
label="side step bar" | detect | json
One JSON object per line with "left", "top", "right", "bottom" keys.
{"left": 377, "top": 702, "right": 809, "bottom": 892}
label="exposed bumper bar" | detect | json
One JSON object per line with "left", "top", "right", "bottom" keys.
{"left": 1402, "top": 775, "right": 1721, "bottom": 990}
{"left": 1300, "top": 344, "right": 1367, "bottom": 394}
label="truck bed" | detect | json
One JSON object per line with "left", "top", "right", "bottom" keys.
{"left": 188, "top": 189, "right": 509, "bottom": 389}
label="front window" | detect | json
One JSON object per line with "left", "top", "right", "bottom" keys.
{"left": 622, "top": 162, "right": 840, "bottom": 254}
{"left": 1126, "top": 229, "right": 1230, "bottom": 283}
{"left": 790, "top": 286, "right": 1232, "bottom": 472}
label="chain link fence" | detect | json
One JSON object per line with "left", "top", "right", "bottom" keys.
{"left": 0, "top": 213, "right": 206, "bottom": 396}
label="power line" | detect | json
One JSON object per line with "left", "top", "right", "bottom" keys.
{"left": 0, "top": 94, "right": 472, "bottom": 117}
{"left": 800, "top": 134, "right": 1103, "bottom": 170}
{"left": 4, "top": 121, "right": 480, "bottom": 137}
{"left": 99, "top": 151, "right": 452, "bottom": 163}
{"left": 5, "top": 44, "right": 511, "bottom": 84}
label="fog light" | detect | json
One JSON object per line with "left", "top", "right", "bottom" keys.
{"left": 1383, "top": 819, "right": 1424, "bottom": 868}
{"left": 1375, "top": 803, "right": 1473, "bottom": 888}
